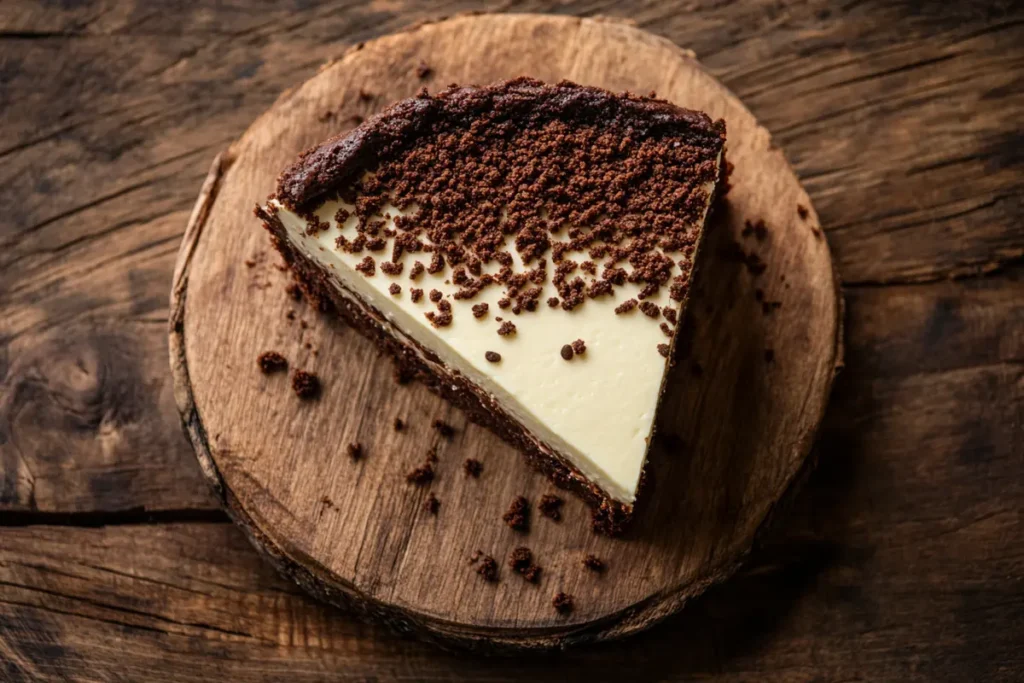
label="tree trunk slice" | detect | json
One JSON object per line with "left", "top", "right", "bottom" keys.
{"left": 169, "top": 13, "right": 842, "bottom": 651}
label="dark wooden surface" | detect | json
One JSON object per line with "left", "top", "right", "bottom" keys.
{"left": 0, "top": 0, "right": 1021, "bottom": 680}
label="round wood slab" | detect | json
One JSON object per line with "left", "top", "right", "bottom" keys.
{"left": 170, "top": 13, "right": 842, "bottom": 651}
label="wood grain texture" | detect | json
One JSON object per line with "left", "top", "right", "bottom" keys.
{"left": 171, "top": 13, "right": 841, "bottom": 648}
{"left": 0, "top": 0, "right": 1022, "bottom": 679}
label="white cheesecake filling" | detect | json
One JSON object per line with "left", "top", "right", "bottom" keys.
{"left": 271, "top": 180, "right": 714, "bottom": 502}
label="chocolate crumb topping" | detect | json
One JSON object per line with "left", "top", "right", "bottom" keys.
{"left": 497, "top": 321, "right": 516, "bottom": 336}
{"left": 380, "top": 260, "right": 403, "bottom": 276}
{"left": 477, "top": 555, "right": 499, "bottom": 582}
{"left": 539, "top": 494, "right": 564, "bottom": 521}
{"left": 394, "top": 417, "right": 405, "bottom": 431}
{"left": 484, "top": 350, "right": 501, "bottom": 363}
{"left": 464, "top": 458, "right": 483, "bottom": 477}
{"left": 347, "top": 442, "right": 363, "bottom": 461}
{"left": 258, "top": 351, "right": 288, "bottom": 374}
{"left": 503, "top": 495, "right": 530, "bottom": 531}
{"left": 410, "top": 288, "right": 424, "bottom": 302}
{"left": 662, "top": 307, "right": 678, "bottom": 324}
{"left": 639, "top": 301, "right": 661, "bottom": 319}
{"left": 552, "top": 592, "right": 574, "bottom": 614}
{"left": 424, "top": 493, "right": 440, "bottom": 514}
{"left": 354, "top": 255, "right": 375, "bottom": 276}
{"left": 388, "top": 283, "right": 401, "bottom": 296}
{"left": 429, "top": 289, "right": 442, "bottom": 302}
{"left": 410, "top": 261, "right": 425, "bottom": 279}
{"left": 406, "top": 460, "right": 435, "bottom": 485}
{"left": 591, "top": 503, "right": 630, "bottom": 536}
{"left": 547, "top": 297, "right": 559, "bottom": 308}
{"left": 571, "top": 339, "right": 586, "bottom": 355}
{"left": 583, "top": 554, "right": 605, "bottom": 572}
{"left": 615, "top": 299, "right": 638, "bottom": 314}
{"left": 433, "top": 419, "right": 456, "bottom": 439}
{"left": 560, "top": 344, "right": 574, "bottom": 361}
{"left": 291, "top": 370, "right": 321, "bottom": 399}
{"left": 660, "top": 322, "right": 673, "bottom": 338}
{"left": 472, "top": 302, "right": 489, "bottom": 318}
{"left": 509, "top": 547, "right": 542, "bottom": 583}
{"left": 415, "top": 61, "right": 432, "bottom": 79}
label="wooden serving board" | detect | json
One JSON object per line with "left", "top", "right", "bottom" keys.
{"left": 170, "top": 13, "right": 841, "bottom": 651}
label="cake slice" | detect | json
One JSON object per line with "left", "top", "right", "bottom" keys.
{"left": 256, "top": 78, "right": 726, "bottom": 532}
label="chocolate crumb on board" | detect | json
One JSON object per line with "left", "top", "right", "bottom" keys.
{"left": 415, "top": 61, "right": 432, "bottom": 79}
{"left": 285, "top": 282, "right": 304, "bottom": 302}
{"left": 477, "top": 555, "right": 499, "bottom": 582}
{"left": 591, "top": 503, "right": 630, "bottom": 537}
{"left": 426, "top": 445, "right": 439, "bottom": 463}
{"left": 433, "top": 419, "right": 455, "bottom": 439}
{"left": 538, "top": 494, "right": 564, "bottom": 521}
{"left": 464, "top": 458, "right": 483, "bottom": 477}
{"left": 347, "top": 442, "right": 363, "bottom": 461}
{"left": 552, "top": 592, "right": 574, "bottom": 614}
{"left": 639, "top": 301, "right": 661, "bottom": 319}
{"left": 797, "top": 204, "right": 809, "bottom": 220}
{"left": 560, "top": 344, "right": 574, "bottom": 361}
{"left": 485, "top": 350, "right": 501, "bottom": 363}
{"left": 424, "top": 493, "right": 440, "bottom": 514}
{"left": 410, "top": 288, "right": 424, "bottom": 302}
{"left": 764, "top": 349, "right": 775, "bottom": 363}
{"left": 291, "top": 370, "right": 321, "bottom": 399}
{"left": 358, "top": 88, "right": 373, "bottom": 101}
{"left": 394, "top": 417, "right": 405, "bottom": 431}
{"left": 524, "top": 565, "right": 542, "bottom": 582}
{"left": 503, "top": 495, "right": 530, "bottom": 531}
{"left": 406, "top": 460, "right": 435, "bottom": 485}
{"left": 258, "top": 351, "right": 288, "bottom": 374}
{"left": 583, "top": 554, "right": 605, "bottom": 572}
{"left": 571, "top": 339, "right": 586, "bottom": 355}
{"left": 497, "top": 320, "right": 517, "bottom": 336}
{"left": 509, "top": 547, "right": 542, "bottom": 583}
{"left": 657, "top": 343, "right": 671, "bottom": 358}
{"left": 388, "top": 283, "right": 401, "bottom": 296}
{"left": 615, "top": 298, "right": 638, "bottom": 314}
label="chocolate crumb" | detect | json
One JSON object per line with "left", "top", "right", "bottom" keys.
{"left": 406, "top": 461, "right": 435, "bottom": 485}
{"left": 657, "top": 343, "right": 671, "bottom": 358}
{"left": 355, "top": 255, "right": 375, "bottom": 276}
{"left": 571, "top": 339, "right": 586, "bottom": 355}
{"left": 410, "top": 288, "right": 424, "bottom": 303}
{"left": 464, "top": 458, "right": 483, "bottom": 477}
{"left": 291, "top": 370, "right": 320, "bottom": 399}
{"left": 472, "top": 302, "right": 489, "bottom": 318}
{"left": 497, "top": 321, "right": 517, "bottom": 336}
{"left": 639, "top": 301, "right": 661, "bottom": 319}
{"left": 797, "top": 204, "right": 809, "bottom": 220}
{"left": 662, "top": 307, "right": 678, "bottom": 324}
{"left": 560, "top": 344, "right": 574, "bottom": 361}
{"left": 503, "top": 496, "right": 530, "bottom": 531}
{"left": 410, "top": 261, "right": 425, "bottom": 279}
{"left": 286, "top": 283, "right": 304, "bottom": 302}
{"left": 583, "top": 554, "right": 605, "bottom": 572}
{"left": 258, "top": 351, "right": 288, "bottom": 374}
{"left": 523, "top": 565, "right": 542, "bottom": 583}
{"left": 389, "top": 283, "right": 401, "bottom": 296}
{"left": 394, "top": 417, "right": 405, "bottom": 431}
{"left": 433, "top": 419, "right": 456, "bottom": 439}
{"left": 415, "top": 61, "right": 432, "bottom": 79}
{"left": 424, "top": 493, "right": 440, "bottom": 514}
{"left": 286, "top": 310, "right": 296, "bottom": 321}
{"left": 660, "top": 322, "right": 673, "bottom": 338}
{"left": 764, "top": 349, "right": 775, "bottom": 363}
{"left": 552, "top": 592, "right": 574, "bottom": 614}
{"left": 538, "top": 494, "right": 564, "bottom": 521}
{"left": 547, "top": 297, "right": 560, "bottom": 308}
{"left": 429, "top": 289, "right": 443, "bottom": 303}
{"left": 615, "top": 299, "right": 639, "bottom": 314}
{"left": 485, "top": 350, "right": 501, "bottom": 363}
{"left": 477, "top": 555, "right": 499, "bottom": 582}
{"left": 347, "top": 442, "right": 363, "bottom": 461}
{"left": 244, "top": 259, "right": 257, "bottom": 268}
{"left": 426, "top": 445, "right": 439, "bottom": 463}
{"left": 509, "top": 547, "right": 542, "bottom": 583}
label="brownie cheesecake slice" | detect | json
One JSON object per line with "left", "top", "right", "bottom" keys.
{"left": 257, "top": 78, "right": 726, "bottom": 529}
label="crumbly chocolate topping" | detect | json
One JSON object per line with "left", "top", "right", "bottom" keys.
{"left": 509, "top": 547, "right": 542, "bottom": 583}
{"left": 484, "top": 350, "right": 501, "bottom": 363}
{"left": 503, "top": 495, "right": 530, "bottom": 532}
{"left": 406, "top": 460, "right": 435, "bottom": 485}
{"left": 410, "top": 288, "right": 424, "bottom": 302}
{"left": 424, "top": 493, "right": 440, "bottom": 514}
{"left": 388, "top": 283, "right": 401, "bottom": 296}
{"left": 538, "top": 494, "right": 564, "bottom": 521}
{"left": 591, "top": 503, "right": 630, "bottom": 536}
{"left": 394, "top": 417, "right": 405, "bottom": 431}
{"left": 639, "top": 301, "right": 661, "bottom": 319}
{"left": 560, "top": 344, "right": 574, "bottom": 361}
{"left": 660, "top": 322, "right": 673, "bottom": 338}
{"left": 347, "top": 442, "right": 363, "bottom": 461}
{"left": 497, "top": 321, "right": 516, "bottom": 336}
{"left": 464, "top": 458, "right": 483, "bottom": 477}
{"left": 477, "top": 555, "right": 499, "bottom": 582}
{"left": 258, "top": 351, "right": 288, "bottom": 373}
{"left": 571, "top": 339, "right": 586, "bottom": 355}
{"left": 583, "top": 554, "right": 605, "bottom": 572}
{"left": 291, "top": 370, "right": 320, "bottom": 399}
{"left": 615, "top": 298, "right": 638, "bottom": 314}
{"left": 552, "top": 592, "right": 574, "bottom": 614}
{"left": 472, "top": 302, "right": 489, "bottom": 318}
{"left": 274, "top": 79, "right": 724, "bottom": 340}
{"left": 662, "top": 307, "right": 678, "bottom": 324}
{"left": 432, "top": 419, "right": 455, "bottom": 439}
{"left": 415, "top": 61, "right": 432, "bottom": 79}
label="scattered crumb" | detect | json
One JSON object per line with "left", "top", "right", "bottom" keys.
{"left": 503, "top": 496, "right": 530, "bottom": 532}
{"left": 416, "top": 61, "right": 432, "bottom": 79}
{"left": 657, "top": 343, "right": 671, "bottom": 358}
{"left": 497, "top": 320, "right": 517, "bottom": 336}
{"left": 347, "top": 442, "right": 363, "bottom": 461}
{"left": 358, "top": 88, "right": 373, "bottom": 101}
{"left": 485, "top": 350, "right": 501, "bottom": 363}
{"left": 560, "top": 344, "right": 574, "bottom": 361}
{"left": 389, "top": 283, "right": 401, "bottom": 296}
{"left": 552, "top": 592, "right": 574, "bottom": 614}
{"left": 426, "top": 445, "right": 439, "bottom": 463}
{"left": 321, "top": 495, "right": 334, "bottom": 509}
{"left": 406, "top": 460, "right": 435, "bottom": 485}
{"left": 433, "top": 419, "right": 455, "bottom": 439}
{"left": 286, "top": 310, "right": 296, "bottom": 321}
{"left": 538, "top": 494, "right": 564, "bottom": 522}
{"left": 477, "top": 555, "right": 499, "bottom": 582}
{"left": 291, "top": 370, "right": 321, "bottom": 399}
{"left": 591, "top": 503, "right": 630, "bottom": 537}
{"left": 571, "top": 339, "right": 586, "bottom": 355}
{"left": 583, "top": 554, "right": 605, "bottom": 572}
{"left": 258, "top": 351, "right": 287, "bottom": 374}
{"left": 424, "top": 493, "right": 440, "bottom": 514}
{"left": 509, "top": 547, "right": 541, "bottom": 583}
{"left": 464, "top": 458, "right": 483, "bottom": 477}
{"left": 797, "top": 204, "right": 809, "bottom": 220}
{"left": 394, "top": 417, "right": 405, "bottom": 431}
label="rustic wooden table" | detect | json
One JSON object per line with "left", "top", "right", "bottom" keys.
{"left": 1, "top": 1, "right": 1021, "bottom": 681}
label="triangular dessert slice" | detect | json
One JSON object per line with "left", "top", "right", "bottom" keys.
{"left": 257, "top": 78, "right": 726, "bottom": 532}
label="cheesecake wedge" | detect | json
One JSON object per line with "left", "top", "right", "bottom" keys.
{"left": 256, "top": 78, "right": 726, "bottom": 532}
